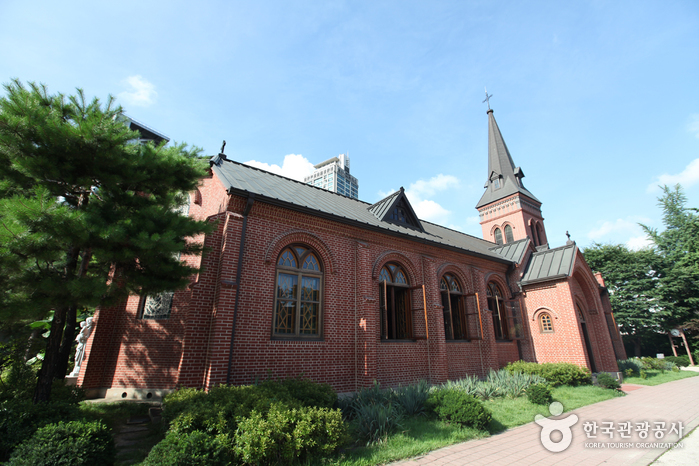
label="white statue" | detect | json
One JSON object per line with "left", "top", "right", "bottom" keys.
{"left": 69, "top": 317, "right": 94, "bottom": 377}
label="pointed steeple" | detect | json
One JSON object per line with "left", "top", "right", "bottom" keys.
{"left": 476, "top": 109, "right": 539, "bottom": 209}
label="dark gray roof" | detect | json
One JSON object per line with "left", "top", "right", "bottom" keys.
{"left": 520, "top": 243, "right": 577, "bottom": 286}
{"left": 210, "top": 157, "right": 510, "bottom": 263}
{"left": 475, "top": 110, "right": 540, "bottom": 209}
{"left": 368, "top": 190, "right": 401, "bottom": 219}
{"left": 489, "top": 238, "right": 530, "bottom": 264}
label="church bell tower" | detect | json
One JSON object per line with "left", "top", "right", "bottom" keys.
{"left": 476, "top": 108, "right": 548, "bottom": 248}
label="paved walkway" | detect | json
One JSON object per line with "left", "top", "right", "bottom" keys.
{"left": 393, "top": 374, "right": 699, "bottom": 466}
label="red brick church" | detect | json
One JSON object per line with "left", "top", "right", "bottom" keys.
{"left": 78, "top": 109, "right": 626, "bottom": 398}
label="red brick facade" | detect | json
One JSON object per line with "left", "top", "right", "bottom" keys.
{"left": 78, "top": 162, "right": 625, "bottom": 396}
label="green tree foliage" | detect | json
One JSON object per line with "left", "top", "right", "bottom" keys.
{"left": 0, "top": 80, "right": 212, "bottom": 403}
{"left": 583, "top": 243, "right": 666, "bottom": 356}
{"left": 641, "top": 185, "right": 699, "bottom": 330}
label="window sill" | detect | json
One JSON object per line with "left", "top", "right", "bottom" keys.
{"left": 380, "top": 339, "right": 418, "bottom": 343}
{"left": 270, "top": 338, "right": 325, "bottom": 344}
{"left": 446, "top": 339, "right": 473, "bottom": 343}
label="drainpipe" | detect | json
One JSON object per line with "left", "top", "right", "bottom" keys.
{"left": 226, "top": 193, "right": 255, "bottom": 385}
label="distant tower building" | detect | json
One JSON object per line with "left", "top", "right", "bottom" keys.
{"left": 304, "top": 154, "right": 359, "bottom": 198}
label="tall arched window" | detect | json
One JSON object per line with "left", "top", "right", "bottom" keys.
{"left": 441, "top": 274, "right": 468, "bottom": 340}
{"left": 487, "top": 282, "right": 509, "bottom": 340}
{"left": 379, "top": 263, "right": 412, "bottom": 340}
{"left": 494, "top": 228, "right": 503, "bottom": 245}
{"left": 273, "top": 245, "right": 323, "bottom": 338}
{"left": 539, "top": 312, "right": 554, "bottom": 333}
{"left": 504, "top": 225, "right": 514, "bottom": 243}
{"left": 536, "top": 223, "right": 544, "bottom": 246}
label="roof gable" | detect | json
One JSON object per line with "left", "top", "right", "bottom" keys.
{"left": 368, "top": 187, "right": 424, "bottom": 232}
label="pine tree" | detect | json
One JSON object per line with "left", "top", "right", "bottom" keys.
{"left": 583, "top": 243, "right": 666, "bottom": 357}
{"left": 642, "top": 185, "right": 699, "bottom": 331}
{"left": 0, "top": 80, "right": 212, "bottom": 402}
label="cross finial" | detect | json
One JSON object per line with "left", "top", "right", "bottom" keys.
{"left": 483, "top": 87, "right": 493, "bottom": 110}
{"left": 220, "top": 140, "right": 226, "bottom": 154}
{"left": 566, "top": 231, "right": 571, "bottom": 241}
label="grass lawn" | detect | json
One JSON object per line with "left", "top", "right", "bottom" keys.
{"left": 326, "top": 385, "right": 620, "bottom": 465}
{"left": 326, "top": 417, "right": 486, "bottom": 466}
{"left": 486, "top": 385, "right": 622, "bottom": 432}
{"left": 622, "top": 369, "right": 699, "bottom": 386}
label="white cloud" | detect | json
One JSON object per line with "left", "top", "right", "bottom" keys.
{"left": 587, "top": 219, "right": 640, "bottom": 240}
{"left": 688, "top": 114, "right": 699, "bottom": 139}
{"left": 412, "top": 199, "right": 451, "bottom": 225}
{"left": 118, "top": 75, "right": 157, "bottom": 107}
{"left": 377, "top": 189, "right": 396, "bottom": 199}
{"left": 407, "top": 174, "right": 459, "bottom": 198}
{"left": 402, "top": 174, "right": 460, "bottom": 224}
{"left": 243, "top": 154, "right": 315, "bottom": 182}
{"left": 647, "top": 158, "right": 699, "bottom": 192}
{"left": 587, "top": 217, "right": 653, "bottom": 250}
{"left": 626, "top": 235, "right": 653, "bottom": 251}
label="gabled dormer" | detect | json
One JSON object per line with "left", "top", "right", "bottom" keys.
{"left": 369, "top": 187, "right": 424, "bottom": 232}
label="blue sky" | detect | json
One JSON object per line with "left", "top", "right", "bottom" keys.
{"left": 2, "top": 0, "right": 699, "bottom": 250}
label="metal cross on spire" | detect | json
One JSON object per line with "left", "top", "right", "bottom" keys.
{"left": 483, "top": 87, "right": 493, "bottom": 110}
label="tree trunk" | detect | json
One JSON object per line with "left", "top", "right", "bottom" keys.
{"left": 55, "top": 247, "right": 93, "bottom": 378}
{"left": 33, "top": 303, "right": 68, "bottom": 403}
{"left": 23, "top": 328, "right": 42, "bottom": 363}
{"left": 55, "top": 304, "right": 77, "bottom": 379}
{"left": 33, "top": 244, "right": 81, "bottom": 403}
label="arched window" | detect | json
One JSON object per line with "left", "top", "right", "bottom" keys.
{"left": 379, "top": 263, "right": 412, "bottom": 340}
{"left": 536, "top": 223, "right": 544, "bottom": 246}
{"left": 273, "top": 245, "right": 323, "bottom": 338}
{"left": 487, "top": 282, "right": 509, "bottom": 340}
{"left": 441, "top": 274, "right": 468, "bottom": 340}
{"left": 531, "top": 221, "right": 539, "bottom": 246}
{"left": 539, "top": 312, "right": 554, "bottom": 333}
{"left": 494, "top": 228, "right": 503, "bottom": 245}
{"left": 504, "top": 225, "right": 514, "bottom": 243}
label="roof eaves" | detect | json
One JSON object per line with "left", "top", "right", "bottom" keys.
{"left": 224, "top": 185, "right": 512, "bottom": 265}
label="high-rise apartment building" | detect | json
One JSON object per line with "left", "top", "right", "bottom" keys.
{"left": 304, "top": 153, "right": 359, "bottom": 198}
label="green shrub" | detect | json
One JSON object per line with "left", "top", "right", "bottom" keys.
{"left": 7, "top": 420, "right": 114, "bottom": 466}
{"left": 234, "top": 403, "right": 347, "bottom": 463}
{"left": 505, "top": 361, "right": 591, "bottom": 387}
{"left": 617, "top": 358, "right": 642, "bottom": 374}
{"left": 163, "top": 382, "right": 303, "bottom": 436}
{"left": 595, "top": 373, "right": 621, "bottom": 390}
{"left": 393, "top": 380, "right": 430, "bottom": 416}
{"left": 428, "top": 389, "right": 491, "bottom": 430}
{"left": 143, "top": 430, "right": 231, "bottom": 466}
{"left": 352, "top": 399, "right": 403, "bottom": 445}
{"left": 665, "top": 355, "right": 690, "bottom": 367}
{"left": 526, "top": 383, "right": 553, "bottom": 405}
{"left": 280, "top": 377, "right": 336, "bottom": 408}
{"left": 640, "top": 357, "right": 675, "bottom": 372}
{"left": 672, "top": 365, "right": 680, "bottom": 372}
{"left": 640, "top": 370, "right": 648, "bottom": 379}
{"left": 624, "top": 368, "right": 635, "bottom": 378}
{"left": 0, "top": 399, "right": 81, "bottom": 461}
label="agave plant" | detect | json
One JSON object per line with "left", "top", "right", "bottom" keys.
{"left": 353, "top": 400, "right": 403, "bottom": 445}
{"left": 393, "top": 380, "right": 430, "bottom": 416}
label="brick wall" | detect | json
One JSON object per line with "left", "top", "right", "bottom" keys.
{"left": 80, "top": 172, "right": 622, "bottom": 394}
